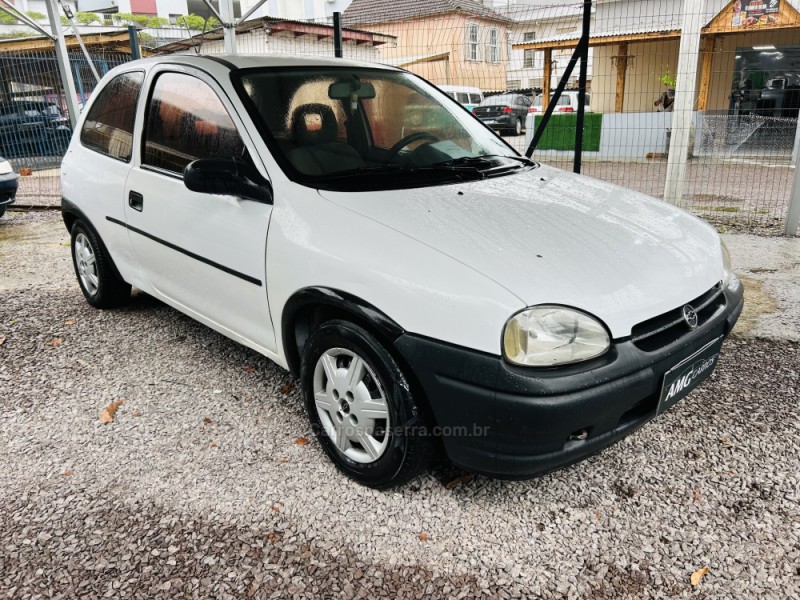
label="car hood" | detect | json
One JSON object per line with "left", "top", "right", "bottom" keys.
{"left": 318, "top": 164, "right": 724, "bottom": 338}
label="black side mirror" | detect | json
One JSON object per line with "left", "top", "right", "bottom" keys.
{"left": 183, "top": 158, "right": 272, "bottom": 204}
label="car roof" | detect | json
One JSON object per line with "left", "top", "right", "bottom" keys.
{"left": 128, "top": 53, "right": 401, "bottom": 73}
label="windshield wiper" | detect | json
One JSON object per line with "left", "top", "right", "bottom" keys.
{"left": 315, "top": 163, "right": 486, "bottom": 182}
{"left": 432, "top": 154, "right": 535, "bottom": 168}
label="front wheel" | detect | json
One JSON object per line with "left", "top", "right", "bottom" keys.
{"left": 301, "top": 319, "right": 433, "bottom": 489}
{"left": 70, "top": 222, "right": 131, "bottom": 309}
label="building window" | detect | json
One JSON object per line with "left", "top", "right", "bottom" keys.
{"left": 465, "top": 23, "right": 481, "bottom": 61}
{"left": 486, "top": 27, "right": 501, "bottom": 63}
{"left": 507, "top": 80, "right": 522, "bottom": 90}
{"left": 523, "top": 49, "right": 536, "bottom": 69}
{"left": 523, "top": 31, "right": 536, "bottom": 42}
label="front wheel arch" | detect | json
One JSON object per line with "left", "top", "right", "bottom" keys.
{"left": 281, "top": 287, "right": 405, "bottom": 379}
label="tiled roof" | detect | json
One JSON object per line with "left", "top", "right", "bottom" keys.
{"left": 342, "top": 0, "right": 512, "bottom": 26}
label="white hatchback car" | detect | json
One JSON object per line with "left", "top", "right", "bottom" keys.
{"left": 61, "top": 55, "right": 743, "bottom": 488}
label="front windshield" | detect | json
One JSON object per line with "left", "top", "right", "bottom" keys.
{"left": 235, "top": 67, "right": 532, "bottom": 191}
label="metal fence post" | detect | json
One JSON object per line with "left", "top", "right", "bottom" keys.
{"left": 573, "top": 0, "right": 591, "bottom": 174}
{"left": 333, "top": 12, "right": 343, "bottom": 58}
{"left": 219, "top": 0, "right": 236, "bottom": 54}
{"left": 129, "top": 25, "right": 141, "bottom": 59}
{"left": 786, "top": 147, "right": 800, "bottom": 236}
{"left": 45, "top": 0, "right": 80, "bottom": 128}
{"left": 663, "top": 0, "right": 705, "bottom": 205}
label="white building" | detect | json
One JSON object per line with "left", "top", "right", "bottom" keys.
{"left": 77, "top": 0, "right": 188, "bottom": 21}
{"left": 156, "top": 15, "right": 394, "bottom": 62}
{"left": 237, "top": 0, "right": 354, "bottom": 22}
{"left": 502, "top": 2, "right": 592, "bottom": 90}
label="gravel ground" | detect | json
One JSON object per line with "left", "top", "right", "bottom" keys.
{"left": 1, "top": 211, "right": 799, "bottom": 599}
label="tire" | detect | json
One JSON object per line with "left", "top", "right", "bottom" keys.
{"left": 300, "top": 319, "right": 433, "bottom": 489}
{"left": 70, "top": 221, "right": 131, "bottom": 309}
{"left": 514, "top": 117, "right": 523, "bottom": 136}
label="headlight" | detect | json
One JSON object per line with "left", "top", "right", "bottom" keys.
{"left": 0, "top": 160, "right": 13, "bottom": 176}
{"left": 721, "top": 238, "right": 734, "bottom": 288}
{"left": 503, "top": 306, "right": 610, "bottom": 367}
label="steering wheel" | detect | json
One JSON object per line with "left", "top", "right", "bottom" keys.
{"left": 386, "top": 131, "right": 440, "bottom": 162}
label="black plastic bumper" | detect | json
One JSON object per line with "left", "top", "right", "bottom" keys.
{"left": 480, "top": 116, "right": 515, "bottom": 130}
{"left": 0, "top": 172, "right": 18, "bottom": 204}
{"left": 394, "top": 283, "right": 744, "bottom": 478}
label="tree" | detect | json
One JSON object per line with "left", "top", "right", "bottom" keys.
{"left": 113, "top": 12, "right": 135, "bottom": 24}
{"left": 177, "top": 13, "right": 219, "bottom": 30}
{"left": 146, "top": 16, "right": 169, "bottom": 28}
{"left": 138, "top": 32, "right": 155, "bottom": 46}
{"left": 75, "top": 12, "right": 100, "bottom": 25}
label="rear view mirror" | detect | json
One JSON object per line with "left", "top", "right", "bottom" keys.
{"left": 183, "top": 158, "right": 272, "bottom": 204}
{"left": 328, "top": 81, "right": 376, "bottom": 100}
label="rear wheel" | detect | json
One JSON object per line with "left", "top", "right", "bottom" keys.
{"left": 514, "top": 117, "right": 523, "bottom": 136}
{"left": 301, "top": 319, "right": 433, "bottom": 489}
{"left": 70, "top": 222, "right": 130, "bottom": 309}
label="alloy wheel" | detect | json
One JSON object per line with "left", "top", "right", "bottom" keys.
{"left": 74, "top": 232, "right": 99, "bottom": 296}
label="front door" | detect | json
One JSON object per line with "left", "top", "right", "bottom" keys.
{"left": 122, "top": 67, "right": 276, "bottom": 354}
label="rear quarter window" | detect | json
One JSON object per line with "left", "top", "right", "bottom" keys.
{"left": 80, "top": 71, "right": 144, "bottom": 162}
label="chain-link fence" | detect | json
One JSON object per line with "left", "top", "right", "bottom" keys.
{"left": 2, "top": 0, "right": 798, "bottom": 235}
{"left": 335, "top": 0, "right": 800, "bottom": 235}
{"left": 1, "top": 44, "right": 131, "bottom": 204}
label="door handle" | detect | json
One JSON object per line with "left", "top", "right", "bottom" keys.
{"left": 129, "top": 191, "right": 144, "bottom": 212}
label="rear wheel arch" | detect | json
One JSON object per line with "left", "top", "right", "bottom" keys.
{"left": 61, "top": 198, "right": 125, "bottom": 284}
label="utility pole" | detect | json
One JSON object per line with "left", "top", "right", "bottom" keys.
{"left": 663, "top": 0, "right": 705, "bottom": 205}
{"left": 219, "top": 0, "right": 236, "bottom": 53}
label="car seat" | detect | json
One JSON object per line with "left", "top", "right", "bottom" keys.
{"left": 286, "top": 103, "right": 364, "bottom": 176}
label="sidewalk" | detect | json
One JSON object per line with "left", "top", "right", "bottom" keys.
{"left": 724, "top": 233, "right": 800, "bottom": 342}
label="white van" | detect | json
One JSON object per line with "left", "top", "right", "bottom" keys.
{"left": 439, "top": 85, "right": 484, "bottom": 111}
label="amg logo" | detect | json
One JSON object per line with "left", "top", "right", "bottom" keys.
{"left": 665, "top": 356, "right": 718, "bottom": 401}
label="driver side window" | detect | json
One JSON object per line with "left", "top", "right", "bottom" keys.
{"left": 143, "top": 72, "right": 244, "bottom": 175}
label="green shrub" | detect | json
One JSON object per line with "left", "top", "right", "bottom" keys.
{"left": 75, "top": 12, "right": 100, "bottom": 25}
{"left": 146, "top": 16, "right": 169, "bottom": 27}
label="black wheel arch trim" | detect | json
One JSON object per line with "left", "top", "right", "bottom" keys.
{"left": 281, "top": 287, "right": 405, "bottom": 377}
{"left": 61, "top": 197, "right": 126, "bottom": 284}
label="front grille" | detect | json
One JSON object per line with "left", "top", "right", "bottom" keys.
{"left": 631, "top": 283, "right": 726, "bottom": 352}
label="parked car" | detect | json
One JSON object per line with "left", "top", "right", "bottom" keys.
{"left": 61, "top": 55, "right": 743, "bottom": 489}
{"left": 530, "top": 90, "right": 592, "bottom": 113}
{"left": 0, "top": 156, "right": 18, "bottom": 217}
{"left": 439, "top": 85, "right": 484, "bottom": 112}
{"left": 0, "top": 101, "right": 72, "bottom": 158}
{"left": 472, "top": 93, "right": 531, "bottom": 135}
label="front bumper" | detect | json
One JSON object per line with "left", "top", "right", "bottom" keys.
{"left": 394, "top": 283, "right": 744, "bottom": 478}
{"left": 0, "top": 172, "right": 18, "bottom": 205}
